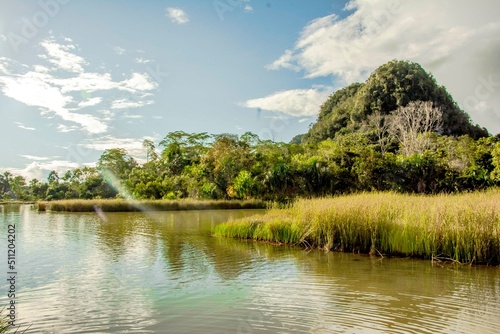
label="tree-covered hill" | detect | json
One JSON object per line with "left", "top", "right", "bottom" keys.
{"left": 2, "top": 61, "right": 499, "bottom": 202}
{"left": 302, "top": 60, "right": 489, "bottom": 144}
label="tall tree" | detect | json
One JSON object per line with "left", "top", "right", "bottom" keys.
{"left": 143, "top": 139, "right": 158, "bottom": 163}
{"left": 97, "top": 148, "right": 137, "bottom": 180}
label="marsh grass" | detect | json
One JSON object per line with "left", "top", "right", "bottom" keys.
{"left": 38, "top": 199, "right": 266, "bottom": 212}
{"left": 0, "top": 307, "right": 31, "bottom": 333}
{"left": 214, "top": 190, "right": 500, "bottom": 265}
{"left": 0, "top": 310, "right": 8, "bottom": 334}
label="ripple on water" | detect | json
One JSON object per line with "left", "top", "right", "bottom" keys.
{"left": 3, "top": 207, "right": 500, "bottom": 333}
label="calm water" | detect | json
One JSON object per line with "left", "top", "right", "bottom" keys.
{"left": 0, "top": 205, "right": 499, "bottom": 334}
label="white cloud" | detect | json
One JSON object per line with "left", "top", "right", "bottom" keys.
{"left": 19, "top": 155, "right": 52, "bottom": 161}
{"left": 123, "top": 114, "right": 143, "bottom": 119}
{"left": 111, "top": 98, "right": 153, "bottom": 109}
{"left": 34, "top": 65, "right": 50, "bottom": 73}
{"left": 298, "top": 118, "right": 311, "bottom": 123}
{"left": 57, "top": 124, "right": 79, "bottom": 133}
{"left": 264, "top": 114, "right": 290, "bottom": 120}
{"left": 111, "top": 45, "right": 126, "bottom": 55}
{"left": 39, "top": 38, "right": 86, "bottom": 73}
{"left": 266, "top": 0, "right": 500, "bottom": 132}
{"left": 135, "top": 58, "right": 152, "bottom": 64}
{"left": 0, "top": 71, "right": 107, "bottom": 134}
{"left": 81, "top": 135, "right": 156, "bottom": 157}
{"left": 0, "top": 36, "right": 160, "bottom": 134}
{"left": 42, "top": 71, "right": 158, "bottom": 95}
{"left": 166, "top": 7, "right": 189, "bottom": 24}
{"left": 0, "top": 34, "right": 6, "bottom": 42}
{"left": 152, "top": 115, "right": 163, "bottom": 119}
{"left": 244, "top": 5, "right": 253, "bottom": 12}
{"left": 265, "top": 49, "right": 301, "bottom": 72}
{"left": 15, "top": 122, "right": 36, "bottom": 131}
{"left": 98, "top": 110, "right": 115, "bottom": 121}
{"left": 243, "top": 87, "right": 331, "bottom": 116}
{"left": 78, "top": 97, "right": 102, "bottom": 108}
{"left": 9, "top": 160, "right": 80, "bottom": 180}
{"left": 119, "top": 72, "right": 158, "bottom": 92}
{"left": 0, "top": 72, "right": 71, "bottom": 112}
{"left": 60, "top": 112, "right": 108, "bottom": 134}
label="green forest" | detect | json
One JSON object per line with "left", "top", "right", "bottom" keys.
{"left": 3, "top": 60, "right": 500, "bottom": 202}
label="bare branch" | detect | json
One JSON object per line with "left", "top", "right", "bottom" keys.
{"left": 388, "top": 101, "right": 442, "bottom": 156}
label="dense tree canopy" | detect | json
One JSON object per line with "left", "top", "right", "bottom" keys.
{"left": 1, "top": 60, "right": 498, "bottom": 202}
{"left": 302, "top": 60, "right": 488, "bottom": 144}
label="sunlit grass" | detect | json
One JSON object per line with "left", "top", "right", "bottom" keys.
{"left": 38, "top": 199, "right": 266, "bottom": 212}
{"left": 0, "top": 310, "right": 8, "bottom": 334}
{"left": 0, "top": 307, "right": 31, "bottom": 333}
{"left": 214, "top": 189, "right": 500, "bottom": 265}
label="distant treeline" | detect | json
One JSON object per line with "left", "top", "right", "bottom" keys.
{"left": 1, "top": 129, "right": 500, "bottom": 202}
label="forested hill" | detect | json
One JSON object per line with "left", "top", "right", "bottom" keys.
{"left": 299, "top": 60, "right": 489, "bottom": 144}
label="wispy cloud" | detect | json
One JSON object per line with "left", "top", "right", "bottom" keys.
{"left": 15, "top": 122, "right": 36, "bottom": 131}
{"left": 57, "top": 124, "right": 80, "bottom": 133}
{"left": 39, "top": 38, "right": 86, "bottom": 73}
{"left": 81, "top": 135, "right": 156, "bottom": 157}
{"left": 265, "top": 49, "right": 301, "bottom": 72}
{"left": 0, "top": 35, "right": 160, "bottom": 134}
{"left": 243, "top": 87, "right": 331, "bottom": 116}
{"left": 111, "top": 98, "right": 153, "bottom": 109}
{"left": 9, "top": 160, "right": 80, "bottom": 180}
{"left": 0, "top": 71, "right": 107, "bottom": 134}
{"left": 244, "top": 5, "right": 253, "bottom": 12}
{"left": 111, "top": 45, "right": 126, "bottom": 55}
{"left": 123, "top": 114, "right": 143, "bottom": 119}
{"left": 19, "top": 155, "right": 51, "bottom": 161}
{"left": 166, "top": 7, "right": 189, "bottom": 24}
{"left": 77, "top": 97, "right": 103, "bottom": 108}
{"left": 135, "top": 58, "right": 152, "bottom": 64}
{"left": 0, "top": 34, "right": 6, "bottom": 42}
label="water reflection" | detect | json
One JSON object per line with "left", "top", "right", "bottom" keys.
{"left": 0, "top": 205, "right": 499, "bottom": 333}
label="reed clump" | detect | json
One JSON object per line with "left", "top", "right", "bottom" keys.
{"left": 37, "top": 199, "right": 266, "bottom": 212}
{"left": 214, "top": 190, "right": 500, "bottom": 265}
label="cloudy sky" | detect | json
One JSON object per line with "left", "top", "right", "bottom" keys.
{"left": 1, "top": 0, "right": 499, "bottom": 180}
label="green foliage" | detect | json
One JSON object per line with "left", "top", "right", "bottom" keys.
{"left": 1, "top": 60, "right": 498, "bottom": 203}
{"left": 233, "top": 170, "right": 257, "bottom": 199}
{"left": 303, "top": 60, "right": 488, "bottom": 144}
{"left": 97, "top": 148, "right": 137, "bottom": 181}
{"left": 492, "top": 142, "right": 500, "bottom": 181}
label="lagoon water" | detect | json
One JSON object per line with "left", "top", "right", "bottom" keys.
{"left": 1, "top": 204, "right": 500, "bottom": 333}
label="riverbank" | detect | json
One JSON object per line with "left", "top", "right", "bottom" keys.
{"left": 214, "top": 190, "right": 500, "bottom": 265}
{"left": 0, "top": 201, "right": 36, "bottom": 205}
{"left": 37, "top": 199, "right": 267, "bottom": 212}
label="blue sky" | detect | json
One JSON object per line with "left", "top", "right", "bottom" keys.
{"left": 1, "top": 0, "right": 499, "bottom": 180}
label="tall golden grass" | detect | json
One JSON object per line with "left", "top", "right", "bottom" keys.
{"left": 214, "top": 190, "right": 500, "bottom": 265}
{"left": 38, "top": 199, "right": 266, "bottom": 212}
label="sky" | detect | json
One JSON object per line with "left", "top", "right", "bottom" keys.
{"left": 0, "top": 0, "right": 499, "bottom": 180}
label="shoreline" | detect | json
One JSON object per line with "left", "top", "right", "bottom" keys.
{"left": 214, "top": 190, "right": 500, "bottom": 266}
{"left": 37, "top": 198, "right": 267, "bottom": 212}
{"left": 0, "top": 201, "right": 36, "bottom": 205}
